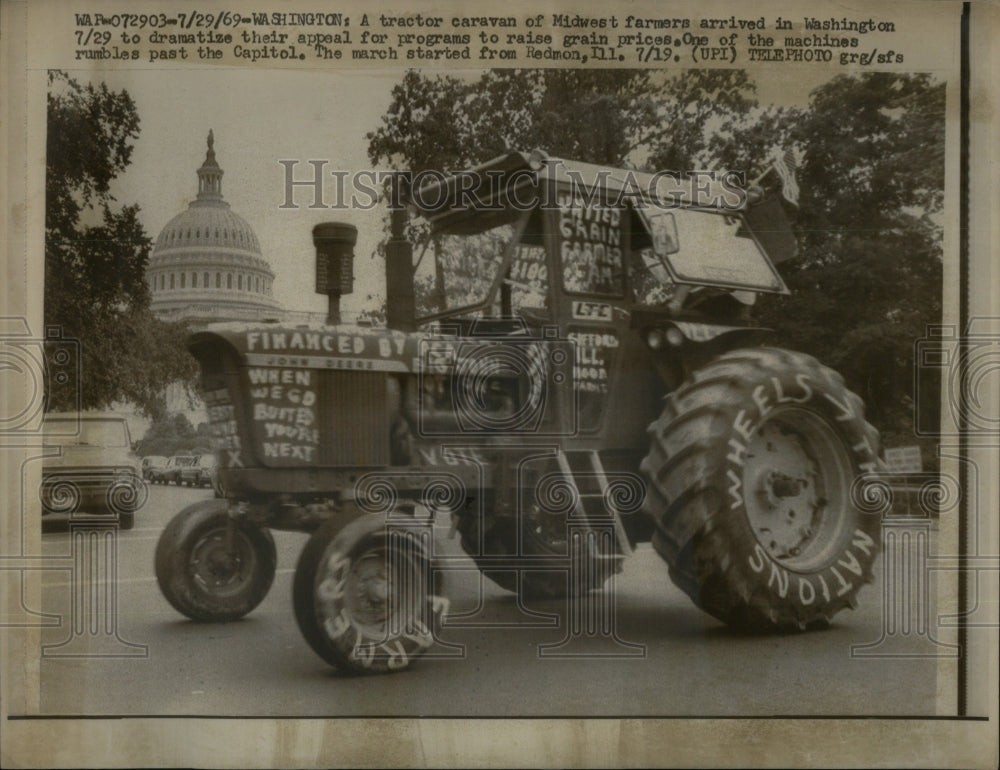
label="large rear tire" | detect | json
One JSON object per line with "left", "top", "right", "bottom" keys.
{"left": 155, "top": 500, "right": 277, "bottom": 622}
{"left": 293, "top": 513, "right": 445, "bottom": 674}
{"left": 641, "top": 347, "right": 882, "bottom": 631}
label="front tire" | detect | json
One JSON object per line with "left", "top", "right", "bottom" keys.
{"left": 293, "top": 513, "right": 444, "bottom": 674}
{"left": 155, "top": 500, "right": 277, "bottom": 622}
{"left": 641, "top": 347, "right": 882, "bottom": 631}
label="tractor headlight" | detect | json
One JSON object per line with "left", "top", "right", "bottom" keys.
{"left": 646, "top": 326, "right": 684, "bottom": 350}
{"left": 665, "top": 326, "right": 685, "bottom": 347}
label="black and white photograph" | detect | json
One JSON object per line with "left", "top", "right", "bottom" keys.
{"left": 1, "top": 0, "right": 997, "bottom": 767}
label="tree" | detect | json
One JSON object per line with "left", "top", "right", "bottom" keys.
{"left": 367, "top": 69, "right": 753, "bottom": 173}
{"left": 641, "top": 69, "right": 760, "bottom": 170}
{"left": 755, "top": 73, "right": 945, "bottom": 448}
{"left": 45, "top": 71, "right": 197, "bottom": 415}
{"left": 367, "top": 70, "right": 654, "bottom": 172}
{"left": 135, "top": 411, "right": 210, "bottom": 457}
{"left": 366, "top": 70, "right": 479, "bottom": 176}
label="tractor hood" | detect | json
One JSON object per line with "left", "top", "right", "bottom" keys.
{"left": 188, "top": 321, "right": 428, "bottom": 374}
{"left": 188, "top": 319, "right": 559, "bottom": 380}
{"left": 185, "top": 319, "right": 560, "bottom": 477}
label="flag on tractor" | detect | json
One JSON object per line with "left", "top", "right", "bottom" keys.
{"left": 739, "top": 147, "right": 802, "bottom": 264}
{"left": 741, "top": 195, "right": 799, "bottom": 264}
{"left": 771, "top": 148, "right": 800, "bottom": 207}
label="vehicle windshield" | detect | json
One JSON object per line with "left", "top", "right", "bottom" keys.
{"left": 414, "top": 209, "right": 544, "bottom": 321}
{"left": 43, "top": 418, "right": 129, "bottom": 447}
{"left": 634, "top": 206, "right": 784, "bottom": 294}
{"left": 631, "top": 247, "right": 681, "bottom": 306}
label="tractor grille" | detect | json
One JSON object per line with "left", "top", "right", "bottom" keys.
{"left": 205, "top": 353, "right": 391, "bottom": 470}
{"left": 315, "top": 371, "right": 389, "bottom": 467}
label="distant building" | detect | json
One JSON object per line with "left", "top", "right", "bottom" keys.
{"left": 146, "top": 131, "right": 282, "bottom": 323}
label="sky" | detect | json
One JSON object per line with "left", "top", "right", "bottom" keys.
{"left": 78, "top": 66, "right": 826, "bottom": 321}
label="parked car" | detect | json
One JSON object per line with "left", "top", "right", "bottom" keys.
{"left": 179, "top": 454, "right": 218, "bottom": 488}
{"left": 141, "top": 455, "right": 168, "bottom": 482}
{"left": 162, "top": 455, "right": 196, "bottom": 485}
{"left": 148, "top": 457, "right": 170, "bottom": 484}
{"left": 149, "top": 455, "right": 180, "bottom": 484}
{"left": 41, "top": 412, "right": 144, "bottom": 530}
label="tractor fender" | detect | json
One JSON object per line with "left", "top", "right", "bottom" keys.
{"left": 641, "top": 320, "right": 772, "bottom": 390}
{"left": 641, "top": 320, "right": 771, "bottom": 355}
{"left": 667, "top": 320, "right": 771, "bottom": 346}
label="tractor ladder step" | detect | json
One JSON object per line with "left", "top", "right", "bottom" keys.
{"left": 554, "top": 449, "right": 634, "bottom": 557}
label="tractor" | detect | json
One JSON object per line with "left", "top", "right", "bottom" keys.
{"left": 154, "top": 151, "right": 883, "bottom": 674}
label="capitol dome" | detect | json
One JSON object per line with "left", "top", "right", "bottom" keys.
{"left": 147, "top": 131, "right": 282, "bottom": 323}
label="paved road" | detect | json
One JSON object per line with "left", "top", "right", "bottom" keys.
{"left": 36, "top": 483, "right": 941, "bottom": 717}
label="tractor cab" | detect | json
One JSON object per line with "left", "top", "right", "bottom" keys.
{"left": 403, "top": 150, "right": 791, "bottom": 324}
{"left": 398, "top": 150, "right": 795, "bottom": 441}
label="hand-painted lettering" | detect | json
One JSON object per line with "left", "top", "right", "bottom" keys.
{"left": 768, "top": 562, "right": 789, "bottom": 598}
{"left": 772, "top": 374, "right": 813, "bottom": 405}
{"left": 262, "top": 441, "right": 315, "bottom": 461}
{"left": 831, "top": 565, "right": 854, "bottom": 596}
{"left": 823, "top": 391, "right": 856, "bottom": 421}
{"left": 817, "top": 573, "right": 831, "bottom": 602}
{"left": 350, "top": 640, "right": 375, "bottom": 668}
{"left": 727, "top": 468, "right": 743, "bottom": 509}
{"left": 726, "top": 438, "right": 747, "bottom": 466}
{"left": 752, "top": 384, "right": 772, "bottom": 417}
{"left": 317, "top": 575, "right": 346, "bottom": 602}
{"left": 851, "top": 528, "right": 876, "bottom": 556}
{"left": 385, "top": 640, "right": 410, "bottom": 670}
{"left": 247, "top": 330, "right": 373, "bottom": 355}
{"left": 403, "top": 620, "right": 435, "bottom": 650}
{"left": 837, "top": 549, "right": 863, "bottom": 577}
{"left": 733, "top": 409, "right": 755, "bottom": 442}
{"left": 324, "top": 612, "right": 351, "bottom": 639}
{"left": 430, "top": 594, "right": 451, "bottom": 618}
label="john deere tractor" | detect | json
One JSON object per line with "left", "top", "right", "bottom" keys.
{"left": 155, "top": 151, "right": 882, "bottom": 674}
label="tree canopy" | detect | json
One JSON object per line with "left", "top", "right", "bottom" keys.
{"left": 367, "top": 69, "right": 758, "bottom": 171}
{"left": 45, "top": 71, "right": 197, "bottom": 417}
{"left": 135, "top": 411, "right": 212, "bottom": 457}
{"left": 755, "top": 72, "right": 944, "bottom": 445}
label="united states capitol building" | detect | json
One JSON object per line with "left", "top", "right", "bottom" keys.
{"left": 146, "top": 131, "right": 284, "bottom": 324}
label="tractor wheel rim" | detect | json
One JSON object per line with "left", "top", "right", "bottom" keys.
{"left": 189, "top": 529, "right": 256, "bottom": 595}
{"left": 343, "top": 552, "right": 391, "bottom": 636}
{"left": 316, "top": 542, "right": 425, "bottom": 646}
{"left": 742, "top": 407, "right": 853, "bottom": 572}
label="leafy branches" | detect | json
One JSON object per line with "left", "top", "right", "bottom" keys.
{"left": 45, "top": 71, "right": 198, "bottom": 416}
